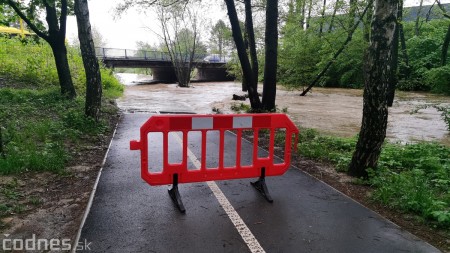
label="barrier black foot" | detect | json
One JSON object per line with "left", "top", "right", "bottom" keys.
{"left": 251, "top": 168, "right": 273, "bottom": 203}
{"left": 168, "top": 174, "right": 186, "bottom": 213}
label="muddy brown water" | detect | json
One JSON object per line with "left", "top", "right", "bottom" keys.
{"left": 116, "top": 74, "right": 449, "bottom": 145}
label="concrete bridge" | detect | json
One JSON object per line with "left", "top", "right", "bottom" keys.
{"left": 95, "top": 47, "right": 234, "bottom": 83}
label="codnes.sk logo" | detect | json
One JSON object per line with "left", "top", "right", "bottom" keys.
{"left": 2, "top": 234, "right": 92, "bottom": 251}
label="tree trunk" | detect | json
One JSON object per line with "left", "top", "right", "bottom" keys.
{"left": 415, "top": 0, "right": 423, "bottom": 36}
{"left": 348, "top": 0, "right": 398, "bottom": 178}
{"left": 262, "top": 0, "right": 278, "bottom": 111}
{"left": 0, "top": 127, "right": 5, "bottom": 159}
{"left": 225, "top": 0, "right": 261, "bottom": 110}
{"left": 50, "top": 41, "right": 77, "bottom": 99}
{"left": 328, "top": 0, "right": 340, "bottom": 33}
{"left": 306, "top": 0, "right": 313, "bottom": 29}
{"left": 348, "top": 0, "right": 357, "bottom": 32}
{"left": 300, "top": 0, "right": 306, "bottom": 28}
{"left": 397, "top": 0, "right": 410, "bottom": 78}
{"left": 75, "top": 0, "right": 102, "bottom": 121}
{"left": 387, "top": 0, "right": 402, "bottom": 107}
{"left": 244, "top": 0, "right": 259, "bottom": 91}
{"left": 442, "top": 25, "right": 450, "bottom": 66}
{"left": 364, "top": 0, "right": 374, "bottom": 42}
{"left": 319, "top": 0, "right": 327, "bottom": 36}
{"left": 242, "top": 28, "right": 249, "bottom": 92}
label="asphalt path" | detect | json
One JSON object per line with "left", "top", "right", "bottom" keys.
{"left": 77, "top": 113, "right": 441, "bottom": 253}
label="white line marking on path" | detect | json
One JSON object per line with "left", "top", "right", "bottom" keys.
{"left": 172, "top": 133, "right": 266, "bottom": 253}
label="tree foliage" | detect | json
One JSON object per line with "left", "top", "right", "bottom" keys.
{"left": 209, "top": 19, "right": 233, "bottom": 57}
{"left": 156, "top": 1, "right": 203, "bottom": 87}
{"left": 278, "top": 0, "right": 450, "bottom": 95}
{"left": 0, "top": 4, "right": 16, "bottom": 26}
{"left": 2, "top": 0, "right": 77, "bottom": 98}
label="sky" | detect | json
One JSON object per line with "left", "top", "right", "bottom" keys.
{"left": 66, "top": 0, "right": 450, "bottom": 50}
{"left": 66, "top": 0, "right": 228, "bottom": 50}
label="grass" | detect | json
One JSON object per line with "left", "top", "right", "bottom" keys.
{"left": 0, "top": 88, "right": 118, "bottom": 174}
{"left": 297, "top": 128, "right": 450, "bottom": 228}
{"left": 0, "top": 37, "right": 123, "bottom": 227}
{"left": 0, "top": 37, "right": 123, "bottom": 175}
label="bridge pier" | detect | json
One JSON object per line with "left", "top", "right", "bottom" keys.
{"left": 151, "top": 67, "right": 178, "bottom": 83}
{"left": 196, "top": 65, "right": 234, "bottom": 82}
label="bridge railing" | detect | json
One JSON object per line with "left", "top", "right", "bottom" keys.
{"left": 95, "top": 47, "right": 231, "bottom": 63}
{"left": 95, "top": 47, "right": 173, "bottom": 61}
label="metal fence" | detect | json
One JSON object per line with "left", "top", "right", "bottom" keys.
{"left": 95, "top": 47, "right": 230, "bottom": 63}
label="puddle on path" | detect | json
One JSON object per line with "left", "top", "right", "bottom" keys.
{"left": 116, "top": 76, "right": 449, "bottom": 145}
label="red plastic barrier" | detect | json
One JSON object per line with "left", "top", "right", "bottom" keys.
{"left": 130, "top": 113, "right": 299, "bottom": 186}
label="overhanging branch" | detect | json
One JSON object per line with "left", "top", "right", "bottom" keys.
{"left": 6, "top": 0, "right": 49, "bottom": 41}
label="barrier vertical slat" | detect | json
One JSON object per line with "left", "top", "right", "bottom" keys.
{"left": 182, "top": 131, "right": 188, "bottom": 170}
{"left": 253, "top": 129, "right": 259, "bottom": 165}
{"left": 201, "top": 130, "right": 207, "bottom": 170}
{"left": 236, "top": 130, "right": 242, "bottom": 168}
{"left": 269, "top": 129, "right": 275, "bottom": 163}
{"left": 284, "top": 132, "right": 292, "bottom": 165}
{"left": 219, "top": 130, "right": 225, "bottom": 168}
{"left": 163, "top": 132, "right": 168, "bottom": 169}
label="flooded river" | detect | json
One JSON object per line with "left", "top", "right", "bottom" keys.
{"left": 115, "top": 73, "right": 449, "bottom": 145}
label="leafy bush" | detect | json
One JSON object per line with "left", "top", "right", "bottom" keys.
{"left": 424, "top": 66, "right": 450, "bottom": 95}
{"left": 298, "top": 128, "right": 356, "bottom": 171}
{"left": 371, "top": 143, "right": 450, "bottom": 227}
{"left": 101, "top": 68, "right": 124, "bottom": 98}
{"left": 278, "top": 29, "right": 322, "bottom": 88}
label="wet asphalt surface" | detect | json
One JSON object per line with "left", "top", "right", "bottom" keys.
{"left": 77, "top": 113, "right": 441, "bottom": 253}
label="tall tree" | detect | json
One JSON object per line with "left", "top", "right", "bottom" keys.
{"left": 210, "top": 19, "right": 228, "bottom": 58}
{"left": 262, "top": 0, "right": 278, "bottom": 111}
{"left": 3, "top": 0, "right": 76, "bottom": 98}
{"left": 348, "top": 0, "right": 398, "bottom": 178}
{"left": 348, "top": 0, "right": 358, "bottom": 32}
{"left": 386, "top": 0, "right": 402, "bottom": 107}
{"left": 157, "top": 2, "right": 201, "bottom": 87}
{"left": 442, "top": 25, "right": 450, "bottom": 66}
{"left": 319, "top": 0, "right": 327, "bottom": 35}
{"left": 225, "top": 0, "right": 262, "bottom": 109}
{"left": 414, "top": 0, "right": 424, "bottom": 36}
{"left": 306, "top": 0, "right": 313, "bottom": 29}
{"left": 244, "top": 0, "right": 259, "bottom": 93}
{"left": 328, "top": 0, "right": 341, "bottom": 32}
{"left": 437, "top": 0, "right": 450, "bottom": 66}
{"left": 398, "top": 0, "right": 409, "bottom": 77}
{"left": 74, "top": 0, "right": 102, "bottom": 120}
{"left": 363, "top": 0, "right": 373, "bottom": 41}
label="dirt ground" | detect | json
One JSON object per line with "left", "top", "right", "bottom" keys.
{"left": 1, "top": 80, "right": 448, "bottom": 252}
